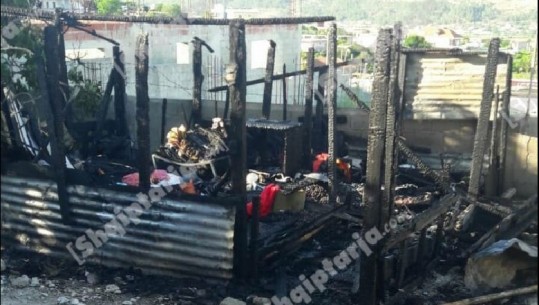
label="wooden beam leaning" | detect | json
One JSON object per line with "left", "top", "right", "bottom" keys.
{"left": 113, "top": 45, "right": 128, "bottom": 137}
{"left": 485, "top": 85, "right": 500, "bottom": 197}
{"left": 135, "top": 33, "right": 151, "bottom": 191}
{"left": 340, "top": 84, "right": 451, "bottom": 192}
{"left": 358, "top": 28, "right": 392, "bottom": 305}
{"left": 207, "top": 62, "right": 349, "bottom": 92}
{"left": 468, "top": 38, "right": 500, "bottom": 200}
{"left": 497, "top": 55, "right": 512, "bottom": 191}
{"left": 262, "top": 40, "right": 276, "bottom": 119}
{"left": 442, "top": 285, "right": 538, "bottom": 305}
{"left": 43, "top": 26, "right": 70, "bottom": 222}
{"left": 303, "top": 48, "right": 315, "bottom": 168}
{"left": 228, "top": 20, "right": 248, "bottom": 280}
{"left": 327, "top": 23, "right": 338, "bottom": 203}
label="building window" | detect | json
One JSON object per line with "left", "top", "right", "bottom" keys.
{"left": 52, "top": 2, "right": 56, "bottom": 8}
{"left": 46, "top": 2, "right": 49, "bottom": 8}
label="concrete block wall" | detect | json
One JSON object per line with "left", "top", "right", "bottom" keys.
{"left": 64, "top": 22, "right": 301, "bottom": 102}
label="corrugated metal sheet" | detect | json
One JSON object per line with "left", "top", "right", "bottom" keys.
{"left": 404, "top": 53, "right": 508, "bottom": 119}
{"left": 0, "top": 176, "right": 236, "bottom": 280}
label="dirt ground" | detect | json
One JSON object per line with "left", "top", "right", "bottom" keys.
{"left": 2, "top": 220, "right": 538, "bottom": 305}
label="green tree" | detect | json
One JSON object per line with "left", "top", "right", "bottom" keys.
{"left": 160, "top": 4, "right": 181, "bottom": 16}
{"left": 95, "top": 0, "right": 121, "bottom": 14}
{"left": 513, "top": 51, "right": 532, "bottom": 74}
{"left": 403, "top": 35, "right": 432, "bottom": 48}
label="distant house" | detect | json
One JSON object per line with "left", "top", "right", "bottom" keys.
{"left": 421, "top": 27, "right": 463, "bottom": 48}
{"left": 511, "top": 39, "right": 532, "bottom": 52}
{"left": 301, "top": 35, "right": 327, "bottom": 52}
{"left": 40, "top": 0, "right": 84, "bottom": 13}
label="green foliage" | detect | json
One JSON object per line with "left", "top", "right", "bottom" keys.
{"left": 2, "top": 0, "right": 35, "bottom": 7}
{"left": 1, "top": 21, "right": 43, "bottom": 93}
{"left": 160, "top": 4, "right": 181, "bottom": 16}
{"left": 513, "top": 51, "right": 532, "bottom": 74}
{"left": 403, "top": 35, "right": 432, "bottom": 48}
{"left": 95, "top": 0, "right": 121, "bottom": 14}
{"left": 67, "top": 67, "right": 103, "bottom": 121}
{"left": 500, "top": 39, "right": 511, "bottom": 48}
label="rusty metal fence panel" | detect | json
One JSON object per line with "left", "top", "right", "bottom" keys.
{"left": 0, "top": 176, "right": 236, "bottom": 280}
{"left": 403, "top": 52, "right": 508, "bottom": 120}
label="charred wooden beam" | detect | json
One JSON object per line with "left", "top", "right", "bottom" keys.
{"left": 43, "top": 26, "right": 70, "bottom": 223}
{"left": 383, "top": 25, "right": 401, "bottom": 223}
{"left": 250, "top": 196, "right": 260, "bottom": 280}
{"left": 113, "top": 45, "right": 128, "bottom": 137}
{"left": 160, "top": 98, "right": 168, "bottom": 144}
{"left": 384, "top": 193, "right": 461, "bottom": 251}
{"left": 229, "top": 20, "right": 248, "bottom": 280}
{"left": 303, "top": 48, "right": 315, "bottom": 168}
{"left": 192, "top": 38, "right": 203, "bottom": 126}
{"left": 93, "top": 68, "right": 116, "bottom": 146}
{"left": 262, "top": 40, "right": 276, "bottom": 119}
{"left": 313, "top": 68, "right": 326, "bottom": 152}
{"left": 1, "top": 7, "right": 335, "bottom": 25}
{"left": 207, "top": 62, "right": 349, "bottom": 92}
{"left": 461, "top": 194, "right": 538, "bottom": 258}
{"left": 282, "top": 64, "right": 288, "bottom": 121}
{"left": 485, "top": 85, "right": 501, "bottom": 197}
{"left": 359, "top": 28, "right": 392, "bottom": 305}
{"left": 223, "top": 88, "right": 230, "bottom": 120}
{"left": 442, "top": 285, "right": 538, "bottom": 305}
{"left": 498, "top": 55, "right": 512, "bottom": 191}
{"left": 135, "top": 33, "right": 151, "bottom": 191}
{"left": 55, "top": 12, "right": 69, "bottom": 111}
{"left": 468, "top": 38, "right": 500, "bottom": 200}
{"left": 327, "top": 23, "right": 338, "bottom": 203}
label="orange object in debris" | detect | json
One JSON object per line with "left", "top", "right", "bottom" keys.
{"left": 180, "top": 180, "right": 197, "bottom": 195}
{"left": 336, "top": 158, "right": 352, "bottom": 182}
{"left": 246, "top": 183, "right": 281, "bottom": 218}
{"left": 313, "top": 153, "right": 329, "bottom": 172}
{"left": 122, "top": 169, "right": 169, "bottom": 187}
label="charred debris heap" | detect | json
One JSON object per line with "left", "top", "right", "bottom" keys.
{"left": 0, "top": 7, "right": 537, "bottom": 305}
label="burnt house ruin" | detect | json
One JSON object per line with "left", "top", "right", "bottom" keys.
{"left": 1, "top": 5, "right": 537, "bottom": 305}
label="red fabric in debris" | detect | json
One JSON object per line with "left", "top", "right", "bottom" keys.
{"left": 246, "top": 183, "right": 281, "bottom": 218}
{"left": 122, "top": 169, "right": 169, "bottom": 187}
{"left": 313, "top": 153, "right": 329, "bottom": 172}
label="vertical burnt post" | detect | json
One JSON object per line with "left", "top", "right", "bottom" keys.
{"left": 113, "top": 45, "right": 128, "bottom": 137}
{"left": 383, "top": 24, "right": 401, "bottom": 221}
{"left": 44, "top": 26, "right": 70, "bottom": 222}
{"left": 358, "top": 28, "right": 392, "bottom": 305}
{"left": 282, "top": 64, "right": 288, "bottom": 121}
{"left": 262, "top": 40, "right": 276, "bottom": 119}
{"left": 54, "top": 11, "right": 69, "bottom": 110}
{"left": 498, "top": 55, "right": 512, "bottom": 191}
{"left": 468, "top": 38, "right": 500, "bottom": 200}
{"left": 223, "top": 88, "right": 230, "bottom": 120}
{"left": 486, "top": 85, "right": 501, "bottom": 197}
{"left": 135, "top": 33, "right": 151, "bottom": 191}
{"left": 303, "top": 47, "right": 315, "bottom": 168}
{"left": 228, "top": 20, "right": 248, "bottom": 279}
{"left": 160, "top": 98, "right": 168, "bottom": 144}
{"left": 327, "top": 23, "right": 338, "bottom": 203}
{"left": 192, "top": 38, "right": 203, "bottom": 126}
{"left": 250, "top": 196, "right": 260, "bottom": 280}
{"left": 313, "top": 68, "right": 326, "bottom": 152}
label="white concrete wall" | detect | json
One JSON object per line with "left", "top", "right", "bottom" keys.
{"left": 64, "top": 22, "right": 302, "bottom": 103}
